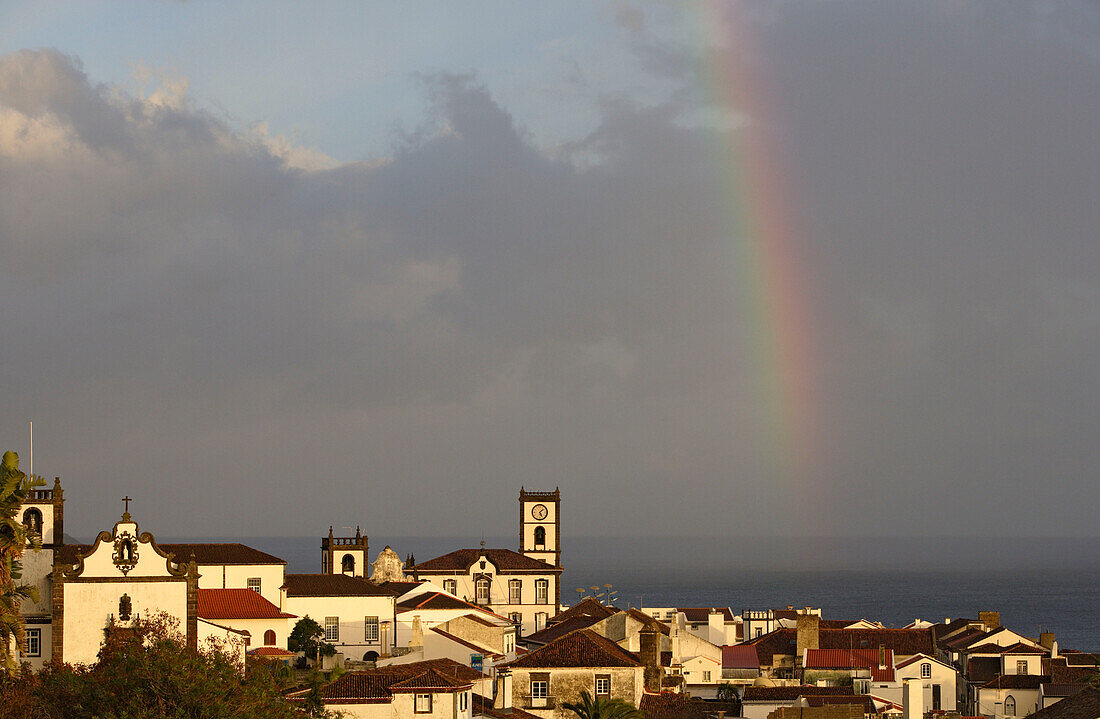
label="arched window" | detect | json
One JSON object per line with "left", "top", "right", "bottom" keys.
{"left": 921, "top": 662, "right": 931, "bottom": 678}
{"left": 341, "top": 554, "right": 355, "bottom": 573}
{"left": 534, "top": 526, "right": 546, "bottom": 547}
{"left": 475, "top": 577, "right": 491, "bottom": 605}
{"left": 22, "top": 508, "right": 43, "bottom": 536}
{"left": 1004, "top": 696, "right": 1016, "bottom": 716}
{"left": 264, "top": 629, "right": 276, "bottom": 646}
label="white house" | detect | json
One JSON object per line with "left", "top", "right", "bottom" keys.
{"left": 280, "top": 573, "right": 400, "bottom": 662}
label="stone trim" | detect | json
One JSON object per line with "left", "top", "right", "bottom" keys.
{"left": 64, "top": 575, "right": 189, "bottom": 583}
{"left": 51, "top": 564, "right": 64, "bottom": 663}
{"left": 186, "top": 558, "right": 199, "bottom": 651}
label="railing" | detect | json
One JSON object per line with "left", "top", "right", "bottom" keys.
{"left": 326, "top": 537, "right": 366, "bottom": 546}
{"left": 27, "top": 489, "right": 54, "bottom": 501}
{"left": 521, "top": 695, "right": 556, "bottom": 710}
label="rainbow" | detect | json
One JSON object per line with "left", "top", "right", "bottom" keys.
{"left": 698, "top": 2, "right": 819, "bottom": 482}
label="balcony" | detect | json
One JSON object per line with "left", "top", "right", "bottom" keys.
{"left": 521, "top": 695, "right": 556, "bottom": 710}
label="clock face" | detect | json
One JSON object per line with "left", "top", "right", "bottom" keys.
{"left": 531, "top": 503, "right": 548, "bottom": 520}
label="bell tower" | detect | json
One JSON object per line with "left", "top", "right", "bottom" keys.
{"left": 519, "top": 487, "right": 560, "bottom": 568}
{"left": 321, "top": 526, "right": 369, "bottom": 577}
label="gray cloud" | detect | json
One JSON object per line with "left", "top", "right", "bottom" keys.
{"left": 2, "top": 0, "right": 1099, "bottom": 543}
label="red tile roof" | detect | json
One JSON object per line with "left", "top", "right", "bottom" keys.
{"left": 472, "top": 694, "right": 542, "bottom": 719}
{"left": 295, "top": 659, "right": 485, "bottom": 705}
{"left": 197, "top": 588, "right": 296, "bottom": 620}
{"left": 397, "top": 592, "right": 496, "bottom": 615}
{"left": 284, "top": 573, "right": 398, "bottom": 597}
{"left": 248, "top": 647, "right": 297, "bottom": 658}
{"left": 1002, "top": 642, "right": 1047, "bottom": 655}
{"left": 982, "top": 674, "right": 1047, "bottom": 690}
{"left": 1026, "top": 687, "right": 1100, "bottom": 719}
{"left": 521, "top": 616, "right": 598, "bottom": 646}
{"left": 505, "top": 629, "right": 643, "bottom": 669}
{"left": 639, "top": 691, "right": 714, "bottom": 719}
{"left": 389, "top": 668, "right": 471, "bottom": 692}
{"left": 742, "top": 686, "right": 854, "bottom": 701}
{"left": 550, "top": 597, "right": 619, "bottom": 625}
{"left": 722, "top": 644, "right": 760, "bottom": 670}
{"left": 746, "top": 628, "right": 933, "bottom": 666}
{"left": 56, "top": 541, "right": 285, "bottom": 567}
{"left": 804, "top": 648, "right": 895, "bottom": 682}
{"left": 412, "top": 548, "right": 561, "bottom": 573}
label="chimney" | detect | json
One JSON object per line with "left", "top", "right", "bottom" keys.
{"left": 879, "top": 644, "right": 887, "bottom": 669}
{"left": 1051, "top": 640, "right": 1059, "bottom": 659}
{"left": 709, "top": 609, "right": 726, "bottom": 646}
{"left": 493, "top": 670, "right": 513, "bottom": 710}
{"left": 1039, "top": 632, "right": 1056, "bottom": 650}
{"left": 978, "top": 611, "right": 1000, "bottom": 630}
{"left": 671, "top": 619, "right": 682, "bottom": 663}
{"left": 903, "top": 677, "right": 924, "bottom": 719}
{"left": 639, "top": 625, "right": 662, "bottom": 693}
{"left": 796, "top": 614, "right": 820, "bottom": 662}
{"left": 410, "top": 616, "right": 423, "bottom": 648}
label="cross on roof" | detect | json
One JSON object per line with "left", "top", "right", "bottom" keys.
{"left": 122, "top": 495, "right": 132, "bottom": 520}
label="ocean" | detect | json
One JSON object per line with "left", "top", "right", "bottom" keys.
{"left": 173, "top": 534, "right": 1100, "bottom": 651}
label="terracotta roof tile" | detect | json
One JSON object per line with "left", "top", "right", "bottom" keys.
{"left": 722, "top": 644, "right": 760, "bottom": 670}
{"left": 1026, "top": 687, "right": 1100, "bottom": 719}
{"left": 284, "top": 573, "right": 397, "bottom": 597}
{"left": 967, "top": 656, "right": 1002, "bottom": 684}
{"left": 521, "top": 616, "right": 597, "bottom": 646}
{"left": 197, "top": 588, "right": 296, "bottom": 620}
{"left": 742, "top": 686, "right": 854, "bottom": 701}
{"left": 982, "top": 674, "right": 1047, "bottom": 690}
{"left": 304, "top": 659, "right": 485, "bottom": 704}
{"left": 505, "top": 629, "right": 643, "bottom": 669}
{"left": 472, "top": 693, "right": 542, "bottom": 719}
{"left": 412, "top": 548, "right": 561, "bottom": 573}
{"left": 639, "top": 691, "right": 714, "bottom": 719}
{"left": 746, "top": 628, "right": 933, "bottom": 666}
{"left": 389, "top": 668, "right": 471, "bottom": 691}
{"left": 550, "top": 597, "right": 619, "bottom": 625}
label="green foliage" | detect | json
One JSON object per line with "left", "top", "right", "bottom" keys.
{"left": 0, "top": 450, "right": 44, "bottom": 675}
{"left": 289, "top": 616, "right": 336, "bottom": 662}
{"left": 716, "top": 682, "right": 738, "bottom": 702}
{"left": 562, "top": 689, "right": 643, "bottom": 719}
{"left": 0, "top": 612, "right": 314, "bottom": 718}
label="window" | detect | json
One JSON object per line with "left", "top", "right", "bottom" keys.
{"left": 509, "top": 612, "right": 522, "bottom": 627}
{"left": 509, "top": 579, "right": 522, "bottom": 604}
{"left": 755, "top": 627, "right": 762, "bottom": 638}
{"left": 324, "top": 616, "right": 339, "bottom": 642}
{"left": 22, "top": 508, "right": 43, "bottom": 536}
{"left": 264, "top": 629, "right": 276, "bottom": 646}
{"left": 341, "top": 554, "right": 355, "bottom": 573}
{"left": 247, "top": 577, "right": 261, "bottom": 593}
{"left": 25, "top": 629, "right": 41, "bottom": 657}
{"left": 595, "top": 675, "right": 610, "bottom": 696}
{"left": 1004, "top": 695, "right": 1016, "bottom": 716}
{"left": 531, "top": 679, "right": 549, "bottom": 703}
{"left": 364, "top": 616, "right": 380, "bottom": 642}
{"left": 921, "top": 662, "right": 932, "bottom": 678}
{"left": 535, "top": 612, "right": 548, "bottom": 631}
{"left": 475, "top": 577, "right": 490, "bottom": 605}
{"left": 459, "top": 691, "right": 468, "bottom": 711}
{"left": 534, "top": 526, "right": 546, "bottom": 547}
{"left": 415, "top": 693, "right": 432, "bottom": 713}
{"left": 703, "top": 671, "right": 712, "bottom": 682}
{"left": 443, "top": 579, "right": 457, "bottom": 595}
{"left": 535, "top": 579, "right": 549, "bottom": 605}
{"left": 1016, "top": 660, "right": 1028, "bottom": 675}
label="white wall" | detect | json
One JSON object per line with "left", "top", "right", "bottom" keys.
{"left": 197, "top": 563, "right": 285, "bottom": 606}
{"left": 63, "top": 580, "right": 188, "bottom": 665}
{"left": 281, "top": 593, "right": 396, "bottom": 660}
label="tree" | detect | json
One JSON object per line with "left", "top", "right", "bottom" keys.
{"left": 0, "top": 612, "right": 312, "bottom": 718}
{"left": 289, "top": 616, "right": 336, "bottom": 665}
{"left": 562, "top": 690, "right": 643, "bottom": 719}
{"left": 0, "top": 451, "right": 43, "bottom": 674}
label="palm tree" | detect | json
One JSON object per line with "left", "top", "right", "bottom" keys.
{"left": 561, "top": 690, "right": 643, "bottom": 719}
{"left": 0, "top": 451, "right": 44, "bottom": 674}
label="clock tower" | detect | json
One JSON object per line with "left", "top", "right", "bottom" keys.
{"left": 519, "top": 487, "right": 560, "bottom": 569}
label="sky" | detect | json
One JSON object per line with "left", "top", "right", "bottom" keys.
{"left": 1, "top": 1, "right": 1098, "bottom": 542}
